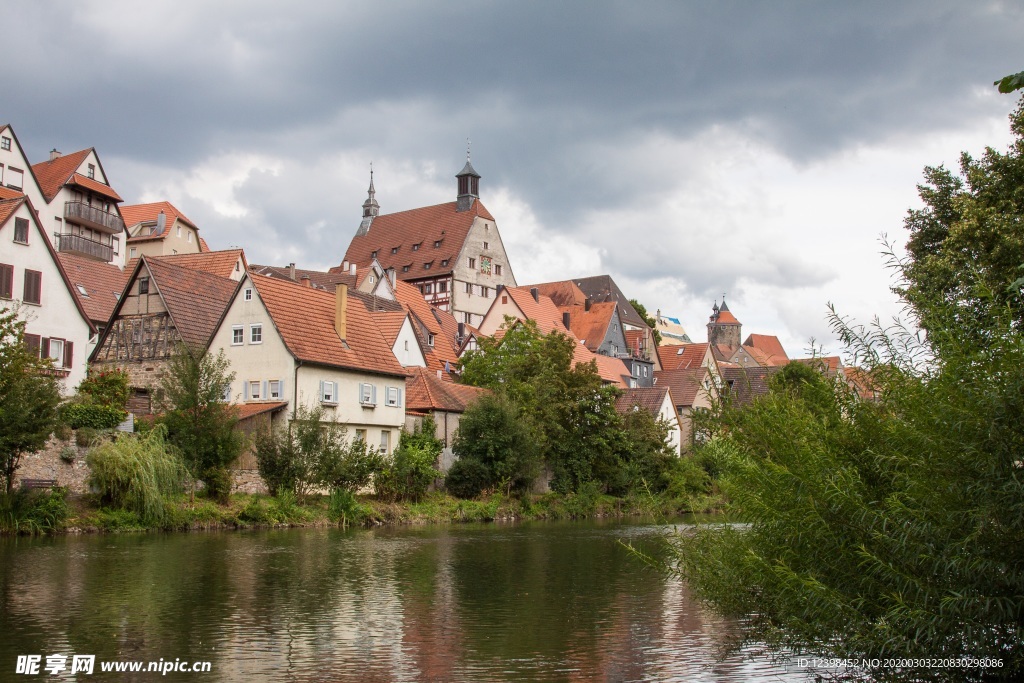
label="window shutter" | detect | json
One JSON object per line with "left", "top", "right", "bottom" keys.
{"left": 262, "top": 381, "right": 268, "bottom": 400}
{"left": 278, "top": 378, "right": 285, "bottom": 400}
{"left": 371, "top": 385, "right": 377, "bottom": 405}
{"left": 244, "top": 381, "right": 250, "bottom": 401}
{"left": 24, "top": 334, "right": 40, "bottom": 356}
{"left": 41, "top": 337, "right": 50, "bottom": 358}
{"left": 64, "top": 341, "right": 73, "bottom": 369}
{"left": 332, "top": 382, "right": 339, "bottom": 402}
{"left": 398, "top": 387, "right": 402, "bottom": 407}
{"left": 321, "top": 380, "right": 327, "bottom": 401}
{"left": 0, "top": 263, "right": 12, "bottom": 299}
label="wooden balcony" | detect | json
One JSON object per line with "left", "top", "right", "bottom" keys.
{"left": 54, "top": 232, "right": 114, "bottom": 262}
{"left": 64, "top": 201, "right": 125, "bottom": 234}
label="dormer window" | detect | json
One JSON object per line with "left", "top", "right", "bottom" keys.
{"left": 391, "top": 247, "right": 399, "bottom": 254}
{"left": 424, "top": 262, "right": 432, "bottom": 270}
{"left": 402, "top": 265, "right": 410, "bottom": 273}
{"left": 428, "top": 334, "right": 435, "bottom": 347}
{"left": 441, "top": 259, "right": 449, "bottom": 267}
{"left": 371, "top": 250, "right": 378, "bottom": 259}
{"left": 412, "top": 243, "right": 421, "bottom": 251}
{"left": 434, "top": 240, "right": 442, "bottom": 247}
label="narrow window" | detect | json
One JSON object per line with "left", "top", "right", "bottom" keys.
{"left": 380, "top": 430, "right": 390, "bottom": 454}
{"left": 138, "top": 277, "right": 149, "bottom": 295}
{"left": 465, "top": 282, "right": 472, "bottom": 294}
{"left": 0, "top": 136, "right": 10, "bottom": 150}
{"left": 483, "top": 241, "right": 489, "bottom": 250}
{"left": 187, "top": 231, "right": 192, "bottom": 243}
{"left": 427, "top": 334, "right": 435, "bottom": 347}
{"left": 250, "top": 324, "right": 262, "bottom": 344}
{"left": 13, "top": 218, "right": 29, "bottom": 244}
{"left": 0, "top": 263, "right": 12, "bottom": 299}
{"left": 468, "top": 257, "right": 476, "bottom": 269}
{"left": 386, "top": 386, "right": 401, "bottom": 407}
{"left": 244, "top": 288, "right": 253, "bottom": 301}
{"left": 355, "top": 429, "right": 366, "bottom": 442}
{"left": 495, "top": 264, "right": 502, "bottom": 276}
{"left": 87, "top": 163, "right": 96, "bottom": 179}
{"left": 23, "top": 270, "right": 41, "bottom": 304}
{"left": 129, "top": 247, "right": 137, "bottom": 258}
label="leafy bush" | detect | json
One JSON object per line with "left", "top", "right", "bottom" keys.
{"left": 77, "top": 369, "right": 130, "bottom": 410}
{"left": 61, "top": 403, "right": 127, "bottom": 430}
{"left": 254, "top": 430, "right": 299, "bottom": 497}
{"left": 444, "top": 457, "right": 492, "bottom": 499}
{"left": 0, "top": 488, "right": 69, "bottom": 534}
{"left": 327, "top": 488, "right": 367, "bottom": 526}
{"left": 86, "top": 427, "right": 187, "bottom": 523}
{"left": 452, "top": 394, "right": 540, "bottom": 495}
{"left": 376, "top": 418, "right": 442, "bottom": 502}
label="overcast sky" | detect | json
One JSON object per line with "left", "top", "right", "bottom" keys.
{"left": 6, "top": 1, "right": 1023, "bottom": 356}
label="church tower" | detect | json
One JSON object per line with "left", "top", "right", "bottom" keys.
{"left": 707, "top": 298, "right": 742, "bottom": 349}
{"left": 356, "top": 166, "right": 379, "bottom": 237}
{"left": 455, "top": 146, "right": 481, "bottom": 212}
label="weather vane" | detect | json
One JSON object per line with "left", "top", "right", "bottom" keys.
{"left": 466, "top": 137, "right": 471, "bottom": 162}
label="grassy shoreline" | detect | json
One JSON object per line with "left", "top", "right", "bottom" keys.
{"left": 2, "top": 488, "right": 725, "bottom": 536}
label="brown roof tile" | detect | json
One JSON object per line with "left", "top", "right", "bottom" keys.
{"left": 659, "top": 342, "right": 712, "bottom": 370}
{"left": 339, "top": 201, "right": 494, "bottom": 280}
{"left": 153, "top": 249, "right": 247, "bottom": 279}
{"left": 31, "top": 149, "right": 92, "bottom": 202}
{"left": 655, "top": 367, "right": 712, "bottom": 407}
{"left": 565, "top": 301, "right": 616, "bottom": 352}
{"left": 250, "top": 274, "right": 405, "bottom": 377}
{"left": 142, "top": 258, "right": 240, "bottom": 349}
{"left": 615, "top": 386, "right": 670, "bottom": 415}
{"left": 720, "top": 366, "right": 782, "bottom": 405}
{"left": 233, "top": 401, "right": 289, "bottom": 420}
{"left": 744, "top": 334, "right": 789, "bottom": 364}
{"left": 250, "top": 264, "right": 358, "bottom": 291}
{"left": 405, "top": 368, "right": 489, "bottom": 413}
{"left": 122, "top": 201, "right": 198, "bottom": 238}
{"left": 56, "top": 252, "right": 131, "bottom": 325}
{"left": 393, "top": 279, "right": 463, "bottom": 373}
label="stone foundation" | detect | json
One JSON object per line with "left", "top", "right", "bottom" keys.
{"left": 232, "top": 469, "right": 268, "bottom": 495}
{"left": 13, "top": 435, "right": 93, "bottom": 494}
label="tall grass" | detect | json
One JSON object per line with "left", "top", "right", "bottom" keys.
{"left": 0, "top": 488, "right": 70, "bottom": 535}
{"left": 86, "top": 426, "right": 187, "bottom": 524}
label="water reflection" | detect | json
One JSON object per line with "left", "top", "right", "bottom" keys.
{"left": 1, "top": 520, "right": 804, "bottom": 682}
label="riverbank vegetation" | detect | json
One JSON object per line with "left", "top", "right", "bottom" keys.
{"left": 668, "top": 98, "right": 1024, "bottom": 682}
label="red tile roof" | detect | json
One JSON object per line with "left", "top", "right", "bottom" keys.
{"left": 339, "top": 200, "right": 494, "bottom": 280}
{"left": 0, "top": 187, "right": 24, "bottom": 202}
{"left": 405, "top": 368, "right": 490, "bottom": 413}
{"left": 250, "top": 274, "right": 406, "bottom": 377}
{"left": 121, "top": 201, "right": 197, "bottom": 233}
{"left": 233, "top": 401, "right": 289, "bottom": 420}
{"left": 532, "top": 280, "right": 589, "bottom": 308}
{"left": 624, "top": 329, "right": 645, "bottom": 356}
{"left": 720, "top": 366, "right": 782, "bottom": 405}
{"left": 0, "top": 196, "right": 20, "bottom": 225}
{"left": 711, "top": 309, "right": 740, "bottom": 325}
{"left": 565, "top": 302, "right": 616, "bottom": 351}
{"left": 371, "top": 310, "right": 410, "bottom": 347}
{"left": 31, "top": 150, "right": 92, "bottom": 202}
{"left": 659, "top": 342, "right": 712, "bottom": 371}
{"left": 198, "top": 237, "right": 211, "bottom": 252}
{"left": 67, "top": 173, "right": 123, "bottom": 202}
{"left": 393, "top": 279, "right": 463, "bottom": 373}
{"left": 153, "top": 249, "right": 247, "bottom": 279}
{"left": 56, "top": 252, "right": 131, "bottom": 325}
{"left": 250, "top": 264, "right": 358, "bottom": 291}
{"left": 143, "top": 257, "right": 240, "bottom": 349}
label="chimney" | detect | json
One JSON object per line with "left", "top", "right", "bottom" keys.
{"left": 335, "top": 283, "right": 348, "bottom": 340}
{"left": 530, "top": 287, "right": 539, "bottom": 302}
{"left": 288, "top": 263, "right": 296, "bottom": 280}
{"left": 562, "top": 312, "right": 571, "bottom": 329}
{"left": 301, "top": 275, "right": 311, "bottom": 288}
{"left": 49, "top": 149, "right": 61, "bottom": 161}
{"left": 156, "top": 210, "right": 166, "bottom": 232}
{"left": 350, "top": 263, "right": 357, "bottom": 276}
{"left": 585, "top": 298, "right": 592, "bottom": 312}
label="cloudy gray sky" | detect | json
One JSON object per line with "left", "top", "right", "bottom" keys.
{"left": 7, "top": 1, "right": 1023, "bottom": 355}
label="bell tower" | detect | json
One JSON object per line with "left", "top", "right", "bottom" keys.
{"left": 707, "top": 297, "right": 742, "bottom": 349}
{"left": 456, "top": 140, "right": 480, "bottom": 212}
{"left": 356, "top": 165, "right": 379, "bottom": 236}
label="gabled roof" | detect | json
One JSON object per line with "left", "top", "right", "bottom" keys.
{"left": 532, "top": 280, "right": 589, "bottom": 308}
{"left": 339, "top": 200, "right": 494, "bottom": 280}
{"left": 250, "top": 264, "right": 358, "bottom": 292}
{"left": 720, "top": 366, "right": 782, "bottom": 405}
{"left": 564, "top": 301, "right": 617, "bottom": 351}
{"left": 393, "top": 280, "right": 463, "bottom": 373}
{"left": 371, "top": 310, "right": 411, "bottom": 347}
{"left": 153, "top": 249, "right": 247, "bottom": 279}
{"left": 660, "top": 342, "right": 712, "bottom": 371}
{"left": 615, "top": 386, "right": 671, "bottom": 415}
{"left": 405, "top": 368, "right": 489, "bottom": 413}
{"left": 624, "top": 329, "right": 645, "bottom": 356}
{"left": 0, "top": 187, "right": 25, "bottom": 202}
{"left": 0, "top": 195, "right": 97, "bottom": 334}
{"left": 249, "top": 274, "right": 405, "bottom": 378}
{"left": 122, "top": 201, "right": 198, "bottom": 241}
{"left": 56, "top": 252, "right": 131, "bottom": 326}
{"left": 565, "top": 275, "right": 648, "bottom": 329}
{"left": 142, "top": 258, "right": 240, "bottom": 349}
{"left": 794, "top": 355, "right": 842, "bottom": 376}
{"left": 654, "top": 367, "right": 712, "bottom": 408}
{"left": 31, "top": 149, "right": 122, "bottom": 203}
{"left": 743, "top": 334, "right": 788, "bottom": 365}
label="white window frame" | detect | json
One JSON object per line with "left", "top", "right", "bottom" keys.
{"left": 380, "top": 430, "right": 390, "bottom": 454}
{"left": 244, "top": 288, "right": 253, "bottom": 301}
{"left": 386, "top": 386, "right": 401, "bottom": 407}
{"left": 231, "top": 326, "right": 244, "bottom": 345}
{"left": 250, "top": 324, "right": 262, "bottom": 344}
{"left": 268, "top": 380, "right": 281, "bottom": 400}
{"left": 359, "top": 382, "right": 377, "bottom": 406}
{"left": 47, "top": 338, "right": 65, "bottom": 366}
{"left": 249, "top": 380, "right": 261, "bottom": 400}
{"left": 320, "top": 380, "right": 338, "bottom": 405}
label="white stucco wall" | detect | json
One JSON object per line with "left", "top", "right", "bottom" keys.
{"left": 0, "top": 202, "right": 92, "bottom": 395}
{"left": 392, "top": 316, "right": 426, "bottom": 368}
{"left": 449, "top": 215, "right": 517, "bottom": 326}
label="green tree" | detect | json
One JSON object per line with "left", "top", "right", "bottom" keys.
{"left": 995, "top": 70, "right": 1024, "bottom": 94}
{"left": 629, "top": 298, "right": 662, "bottom": 344}
{"left": 0, "top": 308, "right": 62, "bottom": 493}
{"left": 669, "top": 102, "right": 1024, "bottom": 681}
{"left": 900, "top": 100, "right": 1024, "bottom": 349}
{"left": 376, "top": 417, "right": 442, "bottom": 502}
{"left": 159, "top": 346, "right": 242, "bottom": 503}
{"left": 449, "top": 394, "right": 540, "bottom": 496}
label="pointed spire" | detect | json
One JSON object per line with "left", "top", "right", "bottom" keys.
{"left": 456, "top": 144, "right": 481, "bottom": 212}
{"left": 356, "top": 163, "right": 380, "bottom": 236}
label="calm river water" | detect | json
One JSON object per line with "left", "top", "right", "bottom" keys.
{"left": 1, "top": 519, "right": 807, "bottom": 682}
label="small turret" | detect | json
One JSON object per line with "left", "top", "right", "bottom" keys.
{"left": 356, "top": 165, "right": 379, "bottom": 237}
{"left": 456, "top": 141, "right": 480, "bottom": 212}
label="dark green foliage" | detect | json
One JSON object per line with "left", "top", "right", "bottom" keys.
{"left": 995, "top": 70, "right": 1024, "bottom": 93}
{"left": 450, "top": 394, "right": 540, "bottom": 496}
{"left": 444, "top": 457, "right": 493, "bottom": 500}
{"left": 77, "top": 368, "right": 130, "bottom": 409}
{"left": 86, "top": 427, "right": 187, "bottom": 524}
{"left": 61, "top": 403, "right": 126, "bottom": 430}
{"left": 253, "top": 429, "right": 298, "bottom": 497}
{"left": 159, "top": 346, "right": 242, "bottom": 503}
{"left": 0, "top": 308, "right": 62, "bottom": 493}
{"left": 376, "top": 417, "right": 442, "bottom": 502}
{"left": 0, "top": 488, "right": 70, "bottom": 535}
{"left": 608, "top": 405, "right": 676, "bottom": 496}
{"left": 628, "top": 298, "right": 662, "bottom": 344}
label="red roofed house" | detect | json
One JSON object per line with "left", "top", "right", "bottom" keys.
{"left": 90, "top": 254, "right": 242, "bottom": 413}
{"left": 405, "top": 367, "right": 490, "bottom": 471}
{"left": 122, "top": 201, "right": 205, "bottom": 259}
{"left": 706, "top": 299, "right": 790, "bottom": 368}
{"left": 31, "top": 145, "right": 127, "bottom": 270}
{"left": 653, "top": 366, "right": 720, "bottom": 450}
{"left": 337, "top": 159, "right": 517, "bottom": 327}
{"left": 615, "top": 386, "right": 682, "bottom": 456}
{"left": 210, "top": 273, "right": 409, "bottom": 455}
{"left": 0, "top": 192, "right": 95, "bottom": 394}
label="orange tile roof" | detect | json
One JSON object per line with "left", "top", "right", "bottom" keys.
{"left": 233, "top": 401, "right": 289, "bottom": 420}
{"left": 744, "top": 334, "right": 789, "bottom": 364}
{"left": 371, "top": 310, "right": 410, "bottom": 347}
{"left": 711, "top": 309, "right": 740, "bottom": 325}
{"left": 339, "top": 200, "right": 495, "bottom": 281}
{"left": 659, "top": 342, "right": 712, "bottom": 370}
{"left": 405, "top": 368, "right": 490, "bottom": 413}
{"left": 153, "top": 249, "right": 247, "bottom": 279}
{"left": 67, "top": 173, "right": 123, "bottom": 202}
{"left": 31, "top": 149, "right": 92, "bottom": 202}
{"left": 0, "top": 187, "right": 24, "bottom": 202}
{"left": 142, "top": 257, "right": 240, "bottom": 349}
{"left": 250, "top": 274, "right": 406, "bottom": 377}
{"left": 615, "top": 386, "right": 670, "bottom": 415}
{"left": 565, "top": 301, "right": 616, "bottom": 351}
{"left": 198, "top": 236, "right": 211, "bottom": 252}
{"left": 122, "top": 201, "right": 198, "bottom": 235}
{"left": 56, "top": 252, "right": 131, "bottom": 325}
{"left": 624, "top": 329, "right": 645, "bottom": 355}
{"left": 0, "top": 196, "right": 20, "bottom": 225}
{"left": 532, "top": 280, "right": 589, "bottom": 308}
{"left": 843, "top": 366, "right": 879, "bottom": 400}
{"left": 794, "top": 355, "right": 842, "bottom": 376}
{"left": 393, "top": 279, "right": 463, "bottom": 373}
